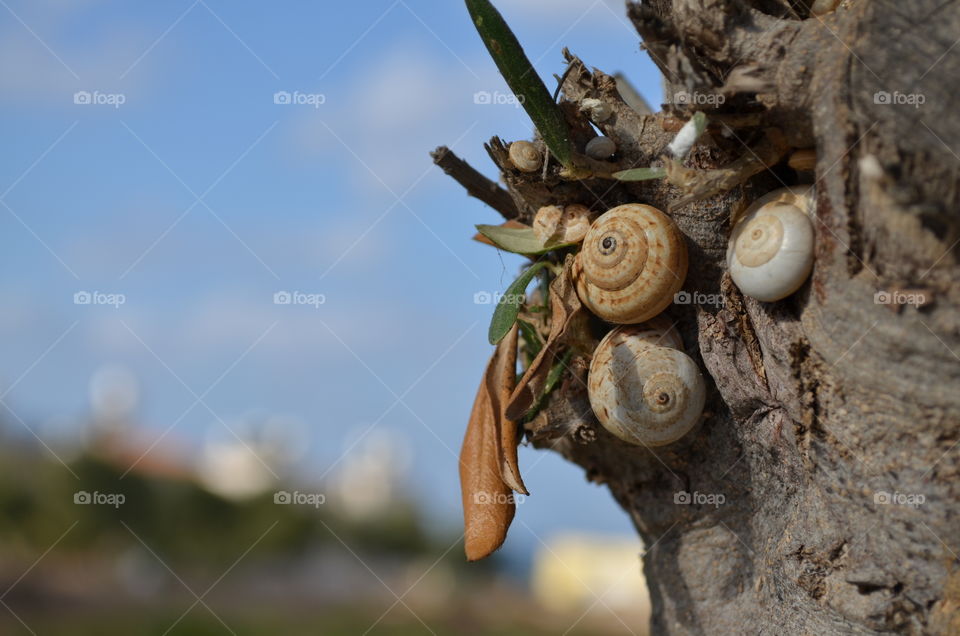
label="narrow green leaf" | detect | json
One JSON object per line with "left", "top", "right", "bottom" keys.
{"left": 523, "top": 349, "right": 572, "bottom": 421}
{"left": 542, "top": 349, "right": 570, "bottom": 394}
{"left": 613, "top": 166, "right": 667, "bottom": 181}
{"left": 516, "top": 319, "right": 543, "bottom": 360}
{"left": 476, "top": 224, "right": 577, "bottom": 255}
{"left": 488, "top": 261, "right": 549, "bottom": 345}
{"left": 465, "top": 0, "right": 573, "bottom": 168}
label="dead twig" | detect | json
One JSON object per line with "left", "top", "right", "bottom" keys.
{"left": 431, "top": 146, "right": 521, "bottom": 220}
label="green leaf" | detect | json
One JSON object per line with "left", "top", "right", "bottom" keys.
{"left": 542, "top": 349, "right": 570, "bottom": 394}
{"left": 476, "top": 224, "right": 577, "bottom": 255}
{"left": 612, "top": 166, "right": 667, "bottom": 181}
{"left": 523, "top": 349, "right": 572, "bottom": 421}
{"left": 516, "top": 319, "right": 543, "bottom": 360}
{"left": 488, "top": 261, "right": 549, "bottom": 345}
{"left": 465, "top": 0, "right": 574, "bottom": 168}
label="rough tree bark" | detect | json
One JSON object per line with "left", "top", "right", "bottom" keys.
{"left": 439, "top": 1, "right": 960, "bottom": 633}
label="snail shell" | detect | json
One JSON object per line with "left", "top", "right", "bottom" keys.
{"left": 727, "top": 186, "right": 815, "bottom": 302}
{"left": 811, "top": 0, "right": 841, "bottom": 15}
{"left": 588, "top": 318, "right": 706, "bottom": 446}
{"left": 573, "top": 204, "right": 688, "bottom": 324}
{"left": 533, "top": 204, "right": 594, "bottom": 244}
{"left": 585, "top": 136, "right": 617, "bottom": 160}
{"left": 508, "top": 141, "right": 542, "bottom": 173}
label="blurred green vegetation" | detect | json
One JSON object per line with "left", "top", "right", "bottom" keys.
{"left": 0, "top": 444, "right": 448, "bottom": 568}
{"left": 0, "top": 429, "right": 643, "bottom": 636}
{"left": 9, "top": 606, "right": 615, "bottom": 635}
{"left": 0, "top": 434, "right": 534, "bottom": 635}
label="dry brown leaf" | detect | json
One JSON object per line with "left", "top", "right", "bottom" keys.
{"left": 460, "top": 323, "right": 520, "bottom": 561}
{"left": 505, "top": 256, "right": 583, "bottom": 421}
{"left": 486, "top": 324, "right": 528, "bottom": 496}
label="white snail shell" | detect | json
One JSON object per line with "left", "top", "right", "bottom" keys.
{"left": 727, "top": 185, "right": 815, "bottom": 302}
{"left": 574, "top": 204, "right": 688, "bottom": 324}
{"left": 508, "top": 141, "right": 542, "bottom": 173}
{"left": 585, "top": 136, "right": 617, "bottom": 160}
{"left": 588, "top": 318, "right": 706, "bottom": 446}
{"left": 533, "top": 204, "right": 594, "bottom": 244}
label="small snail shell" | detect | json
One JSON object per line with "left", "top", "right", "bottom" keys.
{"left": 508, "top": 141, "right": 542, "bottom": 173}
{"left": 727, "top": 186, "right": 815, "bottom": 302}
{"left": 588, "top": 318, "right": 706, "bottom": 446}
{"left": 787, "top": 148, "right": 816, "bottom": 172}
{"left": 811, "top": 0, "right": 841, "bottom": 15}
{"left": 574, "top": 204, "right": 688, "bottom": 324}
{"left": 533, "top": 204, "right": 594, "bottom": 244}
{"left": 585, "top": 136, "right": 617, "bottom": 160}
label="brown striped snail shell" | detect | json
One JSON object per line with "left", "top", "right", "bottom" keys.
{"left": 508, "top": 141, "right": 542, "bottom": 173}
{"left": 533, "top": 204, "right": 594, "bottom": 244}
{"left": 573, "top": 204, "right": 688, "bottom": 324}
{"left": 588, "top": 318, "right": 706, "bottom": 447}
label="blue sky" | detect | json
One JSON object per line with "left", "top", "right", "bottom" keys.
{"left": 0, "top": 0, "right": 663, "bottom": 558}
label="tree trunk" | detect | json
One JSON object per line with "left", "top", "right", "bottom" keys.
{"left": 441, "top": 1, "right": 960, "bottom": 633}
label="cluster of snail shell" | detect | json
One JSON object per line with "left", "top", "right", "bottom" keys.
{"left": 508, "top": 135, "right": 618, "bottom": 172}
{"left": 556, "top": 186, "right": 815, "bottom": 447}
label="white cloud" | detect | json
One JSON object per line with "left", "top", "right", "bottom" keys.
{"left": 288, "top": 40, "right": 512, "bottom": 195}
{"left": 0, "top": 4, "right": 158, "bottom": 106}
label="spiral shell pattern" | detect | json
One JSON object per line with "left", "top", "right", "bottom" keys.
{"left": 588, "top": 318, "right": 706, "bottom": 447}
{"left": 574, "top": 204, "right": 688, "bottom": 324}
{"left": 727, "top": 186, "right": 815, "bottom": 302}
{"left": 533, "top": 204, "right": 594, "bottom": 244}
{"left": 508, "top": 141, "right": 542, "bottom": 173}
